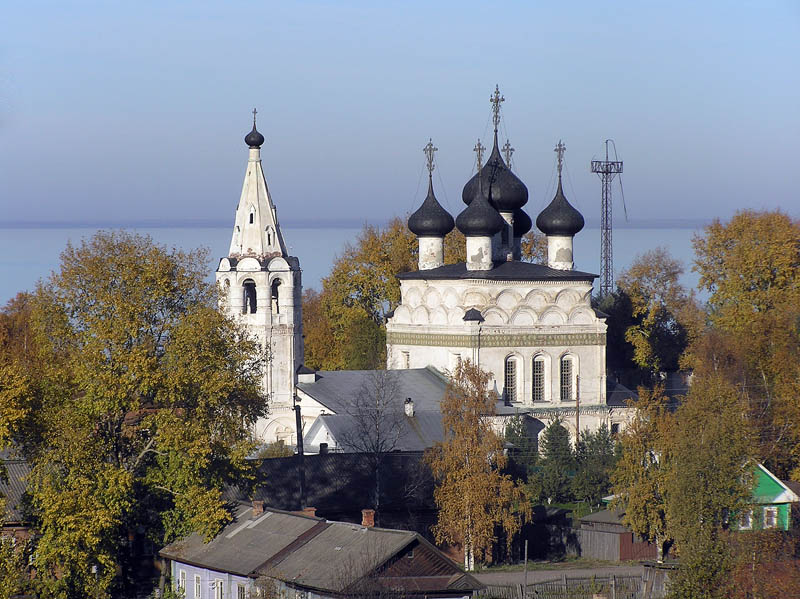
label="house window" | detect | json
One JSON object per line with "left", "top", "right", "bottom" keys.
{"left": 739, "top": 509, "right": 753, "bottom": 530}
{"left": 179, "top": 570, "right": 187, "bottom": 592}
{"left": 243, "top": 280, "right": 257, "bottom": 314}
{"left": 764, "top": 506, "right": 778, "bottom": 529}
{"left": 214, "top": 579, "right": 224, "bottom": 599}
{"left": 611, "top": 423, "right": 620, "bottom": 436}
{"left": 406, "top": 548, "right": 414, "bottom": 558}
{"left": 560, "top": 356, "right": 573, "bottom": 401}
{"left": 532, "top": 356, "right": 545, "bottom": 402}
{"left": 504, "top": 356, "right": 518, "bottom": 402}
{"left": 237, "top": 584, "right": 246, "bottom": 599}
{"left": 402, "top": 351, "right": 410, "bottom": 369}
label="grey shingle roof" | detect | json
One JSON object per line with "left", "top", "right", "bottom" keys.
{"left": 317, "top": 410, "right": 444, "bottom": 452}
{"left": 397, "top": 261, "right": 596, "bottom": 282}
{"left": 580, "top": 509, "right": 626, "bottom": 525}
{"left": 1, "top": 448, "right": 30, "bottom": 524}
{"left": 160, "top": 506, "right": 481, "bottom": 594}
{"left": 297, "top": 367, "right": 448, "bottom": 415}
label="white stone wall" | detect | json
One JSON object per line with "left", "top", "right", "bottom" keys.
{"left": 386, "top": 277, "right": 607, "bottom": 408}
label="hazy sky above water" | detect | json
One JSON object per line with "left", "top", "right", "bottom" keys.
{"left": 2, "top": 1, "right": 798, "bottom": 228}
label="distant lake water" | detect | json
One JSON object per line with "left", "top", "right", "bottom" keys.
{"left": 0, "top": 225, "right": 702, "bottom": 305}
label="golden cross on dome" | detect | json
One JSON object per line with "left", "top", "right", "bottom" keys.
{"left": 423, "top": 138, "right": 437, "bottom": 177}
{"left": 502, "top": 139, "right": 514, "bottom": 167}
{"left": 555, "top": 140, "right": 566, "bottom": 177}
{"left": 473, "top": 139, "right": 486, "bottom": 171}
{"left": 490, "top": 85, "right": 505, "bottom": 131}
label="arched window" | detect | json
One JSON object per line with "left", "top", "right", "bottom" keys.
{"left": 271, "top": 279, "right": 281, "bottom": 314}
{"left": 243, "top": 279, "right": 257, "bottom": 314}
{"left": 560, "top": 355, "right": 574, "bottom": 401}
{"left": 532, "top": 355, "right": 545, "bottom": 402}
{"left": 249, "top": 213, "right": 254, "bottom": 224}
{"left": 504, "top": 356, "right": 518, "bottom": 403}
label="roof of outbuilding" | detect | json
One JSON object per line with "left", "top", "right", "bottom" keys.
{"left": 297, "top": 367, "right": 448, "bottom": 415}
{"left": 315, "top": 410, "right": 444, "bottom": 453}
{"left": 397, "top": 260, "right": 596, "bottom": 282}
{"left": 580, "top": 509, "right": 626, "bottom": 525}
{"left": 1, "top": 448, "right": 30, "bottom": 524}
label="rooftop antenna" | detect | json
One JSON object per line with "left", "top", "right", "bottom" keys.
{"left": 591, "top": 140, "right": 624, "bottom": 297}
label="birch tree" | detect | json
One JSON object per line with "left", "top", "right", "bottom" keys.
{"left": 425, "top": 360, "right": 529, "bottom": 570}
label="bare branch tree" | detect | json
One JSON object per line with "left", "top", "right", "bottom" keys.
{"left": 338, "top": 370, "right": 406, "bottom": 523}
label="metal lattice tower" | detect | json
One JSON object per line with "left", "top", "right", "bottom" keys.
{"left": 591, "top": 140, "right": 623, "bottom": 297}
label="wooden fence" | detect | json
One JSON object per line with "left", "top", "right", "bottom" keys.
{"left": 478, "top": 575, "right": 644, "bottom": 599}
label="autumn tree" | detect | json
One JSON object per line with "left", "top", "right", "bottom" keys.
{"left": 425, "top": 360, "right": 530, "bottom": 570}
{"left": 18, "top": 231, "right": 267, "bottom": 598}
{"left": 689, "top": 210, "right": 800, "bottom": 476}
{"left": 521, "top": 230, "right": 547, "bottom": 264}
{"left": 615, "top": 247, "right": 695, "bottom": 378}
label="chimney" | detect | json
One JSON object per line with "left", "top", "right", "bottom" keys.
{"left": 319, "top": 442, "right": 329, "bottom": 454}
{"left": 362, "top": 509, "right": 376, "bottom": 528}
{"left": 404, "top": 398, "right": 415, "bottom": 418}
{"left": 302, "top": 506, "right": 317, "bottom": 518}
{"left": 252, "top": 500, "right": 264, "bottom": 517}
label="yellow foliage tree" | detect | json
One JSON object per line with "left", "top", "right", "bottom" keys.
{"left": 425, "top": 360, "right": 530, "bottom": 570}
{"left": 20, "top": 231, "right": 267, "bottom": 598}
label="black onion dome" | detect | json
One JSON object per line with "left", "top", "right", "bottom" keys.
{"left": 461, "top": 139, "right": 528, "bottom": 212}
{"left": 244, "top": 124, "right": 265, "bottom": 148}
{"left": 456, "top": 183, "right": 505, "bottom": 237}
{"left": 513, "top": 208, "right": 532, "bottom": 238}
{"left": 536, "top": 179, "right": 585, "bottom": 236}
{"left": 408, "top": 179, "right": 455, "bottom": 237}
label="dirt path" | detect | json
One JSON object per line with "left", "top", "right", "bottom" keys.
{"left": 474, "top": 564, "right": 644, "bottom": 585}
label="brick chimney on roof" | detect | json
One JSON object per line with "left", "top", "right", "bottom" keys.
{"left": 362, "top": 509, "right": 376, "bottom": 528}
{"left": 302, "top": 507, "right": 317, "bottom": 517}
{"left": 252, "top": 500, "right": 264, "bottom": 517}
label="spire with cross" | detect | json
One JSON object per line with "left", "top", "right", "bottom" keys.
{"left": 502, "top": 139, "right": 514, "bottom": 168}
{"left": 473, "top": 139, "right": 486, "bottom": 171}
{"left": 490, "top": 85, "right": 505, "bottom": 133}
{"left": 423, "top": 138, "right": 437, "bottom": 179}
{"left": 555, "top": 140, "right": 566, "bottom": 179}
{"left": 252, "top": 107, "right": 258, "bottom": 126}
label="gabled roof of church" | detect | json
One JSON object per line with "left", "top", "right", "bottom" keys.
{"left": 397, "top": 260, "right": 597, "bottom": 282}
{"left": 297, "top": 367, "right": 448, "bottom": 415}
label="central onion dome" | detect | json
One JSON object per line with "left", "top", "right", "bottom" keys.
{"left": 245, "top": 122, "right": 265, "bottom": 148}
{"left": 456, "top": 181, "right": 505, "bottom": 237}
{"left": 536, "top": 178, "right": 584, "bottom": 236}
{"left": 513, "top": 208, "right": 532, "bottom": 238}
{"left": 461, "top": 138, "right": 528, "bottom": 212}
{"left": 408, "top": 179, "right": 454, "bottom": 237}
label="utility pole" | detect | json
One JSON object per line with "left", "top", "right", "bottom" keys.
{"left": 591, "top": 141, "right": 623, "bottom": 297}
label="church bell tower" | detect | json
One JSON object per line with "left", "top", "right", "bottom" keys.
{"left": 216, "top": 110, "right": 303, "bottom": 443}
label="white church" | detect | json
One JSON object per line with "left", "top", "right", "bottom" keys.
{"left": 216, "top": 92, "right": 634, "bottom": 450}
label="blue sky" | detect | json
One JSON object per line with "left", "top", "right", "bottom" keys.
{"left": 2, "top": 1, "right": 798, "bottom": 227}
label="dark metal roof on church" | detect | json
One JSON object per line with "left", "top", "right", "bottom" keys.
{"left": 397, "top": 260, "right": 597, "bottom": 281}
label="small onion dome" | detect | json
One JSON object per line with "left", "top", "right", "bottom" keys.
{"left": 513, "top": 208, "right": 532, "bottom": 238}
{"left": 536, "top": 178, "right": 585, "bottom": 236}
{"left": 456, "top": 184, "right": 505, "bottom": 237}
{"left": 245, "top": 124, "right": 265, "bottom": 148}
{"left": 408, "top": 180, "right": 455, "bottom": 237}
{"left": 461, "top": 140, "right": 528, "bottom": 212}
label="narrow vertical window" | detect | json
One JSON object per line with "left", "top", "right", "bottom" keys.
{"left": 179, "top": 570, "right": 187, "bottom": 592}
{"left": 238, "top": 584, "right": 246, "bottom": 599}
{"left": 402, "top": 351, "right": 410, "bottom": 369}
{"left": 271, "top": 279, "right": 281, "bottom": 313}
{"left": 214, "top": 579, "right": 223, "bottom": 599}
{"left": 532, "top": 357, "right": 545, "bottom": 402}
{"left": 195, "top": 575, "right": 202, "bottom": 599}
{"left": 249, "top": 213, "right": 254, "bottom": 224}
{"left": 504, "top": 357, "right": 517, "bottom": 402}
{"left": 560, "top": 356, "right": 573, "bottom": 401}
{"left": 243, "top": 280, "right": 257, "bottom": 314}
{"left": 764, "top": 507, "right": 778, "bottom": 529}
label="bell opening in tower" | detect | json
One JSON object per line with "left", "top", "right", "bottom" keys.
{"left": 243, "top": 279, "right": 257, "bottom": 314}
{"left": 271, "top": 279, "right": 281, "bottom": 314}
